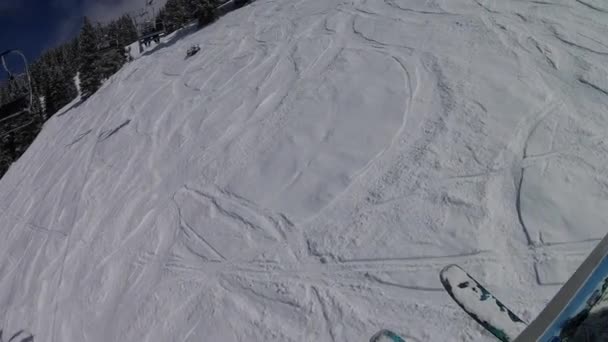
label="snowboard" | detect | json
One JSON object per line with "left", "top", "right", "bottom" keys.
{"left": 369, "top": 264, "right": 527, "bottom": 342}
{"left": 372, "top": 232, "right": 608, "bottom": 342}
{"left": 440, "top": 264, "right": 527, "bottom": 341}
{"left": 369, "top": 329, "right": 406, "bottom": 342}
{"left": 441, "top": 231, "right": 608, "bottom": 342}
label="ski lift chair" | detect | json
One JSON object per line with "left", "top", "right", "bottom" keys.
{"left": 0, "top": 49, "right": 35, "bottom": 139}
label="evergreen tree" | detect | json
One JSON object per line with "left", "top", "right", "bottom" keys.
{"left": 79, "top": 16, "right": 102, "bottom": 99}
{"left": 45, "top": 64, "right": 77, "bottom": 114}
{"left": 163, "top": 0, "right": 188, "bottom": 31}
{"left": 119, "top": 15, "right": 139, "bottom": 44}
{"left": 66, "top": 38, "right": 80, "bottom": 75}
{"left": 192, "top": 0, "right": 217, "bottom": 27}
{"left": 30, "top": 56, "right": 54, "bottom": 114}
{"left": 95, "top": 20, "right": 128, "bottom": 80}
{"left": 29, "top": 60, "right": 44, "bottom": 96}
{"left": 154, "top": 11, "right": 166, "bottom": 34}
{"left": 0, "top": 84, "right": 8, "bottom": 106}
{"left": 98, "top": 49, "right": 125, "bottom": 80}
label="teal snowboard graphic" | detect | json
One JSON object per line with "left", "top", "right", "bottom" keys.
{"left": 440, "top": 264, "right": 527, "bottom": 341}
{"left": 370, "top": 329, "right": 406, "bottom": 342}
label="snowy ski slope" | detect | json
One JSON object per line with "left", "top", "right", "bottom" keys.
{"left": 2, "top": 0, "right": 608, "bottom": 340}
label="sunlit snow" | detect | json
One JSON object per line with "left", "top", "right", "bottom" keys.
{"left": 2, "top": 0, "right": 608, "bottom": 340}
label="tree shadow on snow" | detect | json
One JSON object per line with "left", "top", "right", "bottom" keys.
{"left": 0, "top": 329, "right": 34, "bottom": 342}
{"left": 56, "top": 98, "right": 85, "bottom": 117}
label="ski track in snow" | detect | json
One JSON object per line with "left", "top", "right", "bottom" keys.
{"left": 1, "top": 0, "right": 608, "bottom": 340}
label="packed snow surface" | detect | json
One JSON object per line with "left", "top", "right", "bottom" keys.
{"left": 2, "top": 0, "right": 608, "bottom": 341}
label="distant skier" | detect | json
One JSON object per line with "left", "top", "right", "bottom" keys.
{"left": 186, "top": 45, "right": 201, "bottom": 59}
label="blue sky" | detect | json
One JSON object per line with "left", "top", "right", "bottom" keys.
{"left": 0, "top": 0, "right": 165, "bottom": 62}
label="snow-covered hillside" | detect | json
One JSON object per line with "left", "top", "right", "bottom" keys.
{"left": 2, "top": 0, "right": 608, "bottom": 340}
